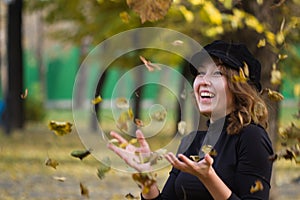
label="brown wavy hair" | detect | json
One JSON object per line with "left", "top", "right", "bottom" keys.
{"left": 222, "top": 66, "right": 269, "bottom": 135}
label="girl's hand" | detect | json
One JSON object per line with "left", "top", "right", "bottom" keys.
{"left": 107, "top": 129, "right": 152, "bottom": 172}
{"left": 164, "top": 152, "right": 214, "bottom": 180}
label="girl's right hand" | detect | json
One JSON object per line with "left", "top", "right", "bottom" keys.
{"left": 107, "top": 129, "right": 152, "bottom": 172}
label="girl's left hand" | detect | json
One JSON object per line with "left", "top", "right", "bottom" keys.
{"left": 164, "top": 152, "right": 214, "bottom": 180}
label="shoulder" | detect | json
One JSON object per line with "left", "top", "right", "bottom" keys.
{"left": 237, "top": 123, "right": 273, "bottom": 153}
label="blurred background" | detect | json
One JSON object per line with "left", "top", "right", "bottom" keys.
{"left": 0, "top": 0, "right": 300, "bottom": 199}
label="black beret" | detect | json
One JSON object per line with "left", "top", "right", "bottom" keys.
{"left": 190, "top": 40, "right": 262, "bottom": 91}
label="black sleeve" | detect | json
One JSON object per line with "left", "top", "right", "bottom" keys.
{"left": 231, "top": 125, "right": 274, "bottom": 199}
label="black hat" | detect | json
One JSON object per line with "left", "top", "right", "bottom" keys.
{"left": 190, "top": 40, "right": 262, "bottom": 91}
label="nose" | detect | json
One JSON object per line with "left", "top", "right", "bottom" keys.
{"left": 199, "top": 75, "right": 211, "bottom": 86}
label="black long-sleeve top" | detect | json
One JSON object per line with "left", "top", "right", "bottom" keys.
{"left": 142, "top": 120, "right": 274, "bottom": 200}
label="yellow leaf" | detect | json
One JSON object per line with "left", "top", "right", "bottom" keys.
{"left": 97, "top": 157, "right": 111, "bottom": 180}
{"left": 177, "top": 121, "right": 187, "bottom": 135}
{"left": 278, "top": 54, "right": 288, "bottom": 60}
{"left": 190, "top": 0, "right": 205, "bottom": 5}
{"left": 245, "top": 15, "right": 264, "bottom": 33}
{"left": 206, "top": 26, "right": 224, "bottom": 37}
{"left": 91, "top": 95, "right": 102, "bottom": 104}
{"left": 270, "top": 64, "right": 282, "bottom": 85}
{"left": 48, "top": 120, "right": 72, "bottom": 136}
{"left": 45, "top": 157, "right": 59, "bottom": 169}
{"left": 120, "top": 11, "right": 130, "bottom": 23}
{"left": 257, "top": 39, "right": 266, "bottom": 48}
{"left": 232, "top": 68, "right": 248, "bottom": 83}
{"left": 265, "top": 31, "right": 276, "bottom": 47}
{"left": 179, "top": 6, "right": 194, "bottom": 23}
{"left": 250, "top": 180, "right": 264, "bottom": 193}
{"left": 116, "top": 97, "right": 129, "bottom": 108}
{"left": 203, "top": 2, "right": 223, "bottom": 25}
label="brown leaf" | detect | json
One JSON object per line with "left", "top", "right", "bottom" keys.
{"left": 80, "top": 182, "right": 89, "bottom": 198}
{"left": 126, "top": 0, "right": 172, "bottom": 23}
{"left": 250, "top": 180, "right": 264, "bottom": 193}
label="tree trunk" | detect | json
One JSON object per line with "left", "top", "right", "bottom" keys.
{"left": 3, "top": 0, "right": 24, "bottom": 134}
{"left": 91, "top": 69, "right": 108, "bottom": 131}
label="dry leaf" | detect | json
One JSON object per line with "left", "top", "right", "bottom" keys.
{"left": 91, "top": 95, "right": 102, "bottom": 104}
{"left": 190, "top": 155, "right": 200, "bottom": 162}
{"left": 20, "top": 88, "right": 28, "bottom": 99}
{"left": 80, "top": 182, "right": 89, "bottom": 198}
{"left": 270, "top": 64, "right": 282, "bottom": 85}
{"left": 231, "top": 67, "right": 248, "bottom": 83}
{"left": 201, "top": 145, "right": 218, "bottom": 156}
{"left": 70, "top": 149, "right": 92, "bottom": 160}
{"left": 45, "top": 157, "right": 59, "bottom": 169}
{"left": 151, "top": 110, "right": 167, "bottom": 121}
{"left": 257, "top": 38, "right": 266, "bottom": 48}
{"left": 116, "top": 97, "right": 129, "bottom": 108}
{"left": 261, "top": 88, "right": 284, "bottom": 101}
{"left": 171, "top": 40, "right": 184, "bottom": 46}
{"left": 177, "top": 121, "right": 187, "bottom": 135}
{"left": 120, "top": 11, "right": 130, "bottom": 23}
{"left": 97, "top": 157, "right": 111, "bottom": 180}
{"left": 125, "top": 192, "right": 139, "bottom": 199}
{"left": 48, "top": 120, "right": 72, "bottom": 136}
{"left": 132, "top": 172, "right": 157, "bottom": 194}
{"left": 53, "top": 176, "right": 66, "bottom": 182}
{"left": 126, "top": 0, "right": 172, "bottom": 23}
{"left": 250, "top": 180, "right": 264, "bottom": 193}
{"left": 134, "top": 118, "right": 144, "bottom": 127}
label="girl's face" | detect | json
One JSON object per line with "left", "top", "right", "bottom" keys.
{"left": 193, "top": 60, "right": 233, "bottom": 121}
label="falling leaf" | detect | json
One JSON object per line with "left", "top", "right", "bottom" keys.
{"left": 151, "top": 110, "right": 167, "bottom": 121}
{"left": 232, "top": 67, "right": 248, "bottom": 83}
{"left": 53, "top": 176, "right": 66, "bottom": 182}
{"left": 261, "top": 88, "right": 284, "bottom": 101}
{"left": 134, "top": 118, "right": 144, "bottom": 127}
{"left": 278, "top": 54, "right": 288, "bottom": 60}
{"left": 125, "top": 192, "right": 139, "bottom": 199}
{"left": 177, "top": 121, "right": 187, "bottom": 135}
{"left": 257, "top": 39, "right": 266, "bottom": 48}
{"left": 132, "top": 172, "right": 157, "bottom": 194}
{"left": 250, "top": 180, "right": 264, "bottom": 193}
{"left": 147, "top": 149, "right": 167, "bottom": 165}
{"left": 20, "top": 88, "right": 28, "bottom": 99}
{"left": 70, "top": 149, "right": 92, "bottom": 160}
{"left": 126, "top": 0, "right": 172, "bottom": 23}
{"left": 120, "top": 11, "right": 130, "bottom": 23}
{"left": 139, "top": 55, "right": 161, "bottom": 72}
{"left": 179, "top": 5, "right": 194, "bottom": 23}
{"left": 171, "top": 40, "right": 184, "bottom": 46}
{"left": 45, "top": 157, "right": 59, "bottom": 169}
{"left": 97, "top": 157, "right": 111, "bottom": 180}
{"left": 48, "top": 120, "right": 73, "bottom": 136}
{"left": 116, "top": 109, "right": 134, "bottom": 133}
{"left": 269, "top": 144, "right": 300, "bottom": 162}
{"left": 201, "top": 145, "right": 218, "bottom": 156}
{"left": 80, "top": 182, "right": 89, "bottom": 198}
{"left": 270, "top": 63, "right": 282, "bottom": 85}
{"left": 116, "top": 97, "right": 129, "bottom": 108}
{"left": 91, "top": 95, "right": 102, "bottom": 105}
{"left": 190, "top": 155, "right": 200, "bottom": 162}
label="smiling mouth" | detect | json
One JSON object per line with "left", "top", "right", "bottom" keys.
{"left": 200, "top": 92, "right": 215, "bottom": 98}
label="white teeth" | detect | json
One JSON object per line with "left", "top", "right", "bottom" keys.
{"left": 200, "top": 92, "right": 215, "bottom": 98}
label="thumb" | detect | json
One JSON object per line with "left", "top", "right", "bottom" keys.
{"left": 204, "top": 154, "right": 214, "bottom": 165}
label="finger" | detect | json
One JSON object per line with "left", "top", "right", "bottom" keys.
{"left": 204, "top": 154, "right": 214, "bottom": 165}
{"left": 110, "top": 131, "right": 128, "bottom": 144}
{"left": 165, "top": 152, "right": 186, "bottom": 168}
{"left": 135, "top": 129, "right": 149, "bottom": 148}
